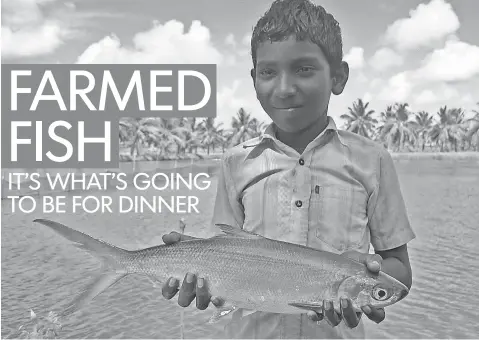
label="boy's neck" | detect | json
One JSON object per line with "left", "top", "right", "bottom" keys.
{"left": 274, "top": 115, "right": 329, "bottom": 155}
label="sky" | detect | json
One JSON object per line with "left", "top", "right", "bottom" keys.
{"left": 2, "top": 0, "right": 479, "bottom": 128}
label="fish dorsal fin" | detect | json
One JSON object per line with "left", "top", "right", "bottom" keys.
{"left": 215, "top": 224, "right": 264, "bottom": 239}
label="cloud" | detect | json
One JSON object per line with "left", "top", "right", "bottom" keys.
{"left": 76, "top": 20, "right": 224, "bottom": 64}
{"left": 226, "top": 33, "right": 251, "bottom": 58}
{"left": 369, "top": 37, "right": 478, "bottom": 108}
{"left": 378, "top": 71, "right": 413, "bottom": 102}
{"left": 384, "top": 0, "right": 460, "bottom": 50}
{"left": 357, "top": 72, "right": 368, "bottom": 83}
{"left": 225, "top": 33, "right": 236, "bottom": 48}
{"left": 217, "top": 80, "right": 270, "bottom": 127}
{"left": 1, "top": 0, "right": 72, "bottom": 58}
{"left": 218, "top": 80, "right": 245, "bottom": 113}
{"left": 412, "top": 83, "right": 473, "bottom": 114}
{"left": 461, "top": 93, "right": 474, "bottom": 105}
{"left": 414, "top": 90, "right": 438, "bottom": 105}
{"left": 2, "top": 0, "right": 56, "bottom": 26}
{"left": 370, "top": 78, "right": 383, "bottom": 89}
{"left": 344, "top": 47, "right": 364, "bottom": 69}
{"left": 414, "top": 39, "right": 479, "bottom": 82}
{"left": 369, "top": 48, "right": 404, "bottom": 72}
{"left": 363, "top": 92, "right": 373, "bottom": 104}
{"left": 242, "top": 33, "right": 252, "bottom": 46}
{"left": 1, "top": 22, "right": 64, "bottom": 58}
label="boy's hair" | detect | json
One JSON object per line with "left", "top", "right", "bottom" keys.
{"left": 251, "top": 0, "right": 343, "bottom": 72}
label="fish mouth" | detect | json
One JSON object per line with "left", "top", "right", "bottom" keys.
{"left": 397, "top": 287, "right": 409, "bottom": 302}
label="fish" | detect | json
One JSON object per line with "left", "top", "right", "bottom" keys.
{"left": 33, "top": 218, "right": 409, "bottom": 322}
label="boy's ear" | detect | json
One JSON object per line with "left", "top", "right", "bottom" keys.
{"left": 331, "top": 61, "right": 349, "bottom": 95}
{"left": 250, "top": 68, "right": 256, "bottom": 88}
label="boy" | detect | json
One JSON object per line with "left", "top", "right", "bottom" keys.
{"left": 162, "top": 0, "right": 415, "bottom": 338}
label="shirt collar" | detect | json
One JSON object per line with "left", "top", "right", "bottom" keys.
{"left": 242, "top": 116, "right": 348, "bottom": 153}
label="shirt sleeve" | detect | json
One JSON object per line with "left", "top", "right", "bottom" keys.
{"left": 209, "top": 152, "right": 245, "bottom": 236}
{"left": 367, "top": 148, "right": 416, "bottom": 251}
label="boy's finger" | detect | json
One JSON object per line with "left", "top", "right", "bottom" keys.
{"left": 361, "top": 305, "right": 385, "bottom": 324}
{"left": 307, "top": 310, "right": 323, "bottom": 322}
{"left": 340, "top": 298, "right": 361, "bottom": 328}
{"left": 195, "top": 277, "right": 211, "bottom": 310}
{"left": 178, "top": 273, "right": 196, "bottom": 307}
{"left": 210, "top": 296, "right": 225, "bottom": 307}
{"left": 323, "top": 300, "right": 341, "bottom": 327}
{"left": 366, "top": 254, "right": 382, "bottom": 273}
{"left": 162, "top": 277, "right": 179, "bottom": 299}
{"left": 162, "top": 232, "right": 181, "bottom": 245}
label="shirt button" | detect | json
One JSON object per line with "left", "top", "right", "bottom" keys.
{"left": 299, "top": 158, "right": 305, "bottom": 165}
{"left": 295, "top": 200, "right": 302, "bottom": 207}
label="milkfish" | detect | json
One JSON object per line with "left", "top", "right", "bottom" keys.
{"left": 33, "top": 219, "right": 409, "bottom": 322}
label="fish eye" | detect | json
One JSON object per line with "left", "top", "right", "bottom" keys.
{"left": 372, "top": 286, "right": 390, "bottom": 301}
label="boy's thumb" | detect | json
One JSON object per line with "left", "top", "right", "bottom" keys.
{"left": 162, "top": 231, "right": 182, "bottom": 245}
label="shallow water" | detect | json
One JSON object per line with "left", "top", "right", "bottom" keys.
{"left": 2, "top": 158, "right": 479, "bottom": 339}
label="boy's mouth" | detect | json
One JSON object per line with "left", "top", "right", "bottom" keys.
{"left": 273, "top": 105, "right": 303, "bottom": 110}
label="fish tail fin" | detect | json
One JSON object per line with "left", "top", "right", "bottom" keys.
{"left": 33, "top": 218, "right": 130, "bottom": 317}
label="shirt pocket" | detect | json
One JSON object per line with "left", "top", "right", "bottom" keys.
{"left": 241, "top": 178, "right": 266, "bottom": 232}
{"left": 310, "top": 185, "right": 368, "bottom": 253}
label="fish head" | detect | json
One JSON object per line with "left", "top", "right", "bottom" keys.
{"left": 337, "top": 271, "right": 409, "bottom": 311}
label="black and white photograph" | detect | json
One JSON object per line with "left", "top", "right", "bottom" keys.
{"left": 1, "top": 0, "right": 479, "bottom": 339}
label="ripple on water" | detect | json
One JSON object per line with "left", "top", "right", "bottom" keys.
{"left": 2, "top": 160, "right": 479, "bottom": 338}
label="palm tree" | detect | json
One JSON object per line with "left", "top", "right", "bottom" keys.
{"left": 374, "top": 105, "right": 395, "bottom": 145}
{"left": 118, "top": 117, "right": 174, "bottom": 170}
{"left": 248, "top": 118, "right": 265, "bottom": 138}
{"left": 465, "top": 102, "right": 479, "bottom": 150}
{"left": 198, "top": 117, "right": 225, "bottom": 155}
{"left": 230, "top": 108, "right": 263, "bottom": 146}
{"left": 429, "top": 106, "right": 467, "bottom": 152}
{"left": 379, "top": 103, "right": 416, "bottom": 152}
{"left": 410, "top": 111, "right": 434, "bottom": 151}
{"left": 163, "top": 118, "right": 197, "bottom": 158}
{"left": 119, "top": 119, "right": 133, "bottom": 145}
{"left": 218, "top": 129, "right": 234, "bottom": 152}
{"left": 340, "top": 99, "right": 378, "bottom": 139}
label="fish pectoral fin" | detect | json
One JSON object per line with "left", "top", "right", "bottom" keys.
{"left": 215, "top": 224, "right": 264, "bottom": 239}
{"left": 239, "top": 309, "right": 258, "bottom": 318}
{"left": 208, "top": 303, "right": 237, "bottom": 324}
{"left": 288, "top": 302, "right": 323, "bottom": 313}
{"left": 61, "top": 271, "right": 128, "bottom": 318}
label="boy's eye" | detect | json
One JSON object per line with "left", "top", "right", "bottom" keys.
{"left": 297, "top": 66, "right": 315, "bottom": 74}
{"left": 258, "top": 69, "right": 275, "bottom": 77}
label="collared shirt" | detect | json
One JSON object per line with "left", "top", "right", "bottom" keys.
{"left": 210, "top": 116, "right": 416, "bottom": 339}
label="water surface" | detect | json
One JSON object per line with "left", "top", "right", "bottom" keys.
{"left": 2, "top": 158, "right": 479, "bottom": 338}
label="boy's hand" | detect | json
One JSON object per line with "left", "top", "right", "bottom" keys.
{"left": 161, "top": 232, "right": 224, "bottom": 310}
{"left": 161, "top": 231, "right": 195, "bottom": 244}
{"left": 161, "top": 274, "right": 224, "bottom": 310}
{"left": 306, "top": 251, "right": 386, "bottom": 328}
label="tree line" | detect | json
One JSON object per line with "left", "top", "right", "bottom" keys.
{"left": 341, "top": 100, "right": 479, "bottom": 153}
{"left": 118, "top": 101, "right": 479, "bottom": 162}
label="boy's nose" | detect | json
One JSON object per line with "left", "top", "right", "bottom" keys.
{"left": 275, "top": 73, "right": 297, "bottom": 98}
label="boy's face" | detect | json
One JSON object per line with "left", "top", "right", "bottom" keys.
{"left": 251, "top": 35, "right": 348, "bottom": 133}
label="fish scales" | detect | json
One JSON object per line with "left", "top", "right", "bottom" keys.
{"left": 32, "top": 219, "right": 410, "bottom": 319}
{"left": 119, "top": 237, "right": 363, "bottom": 313}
